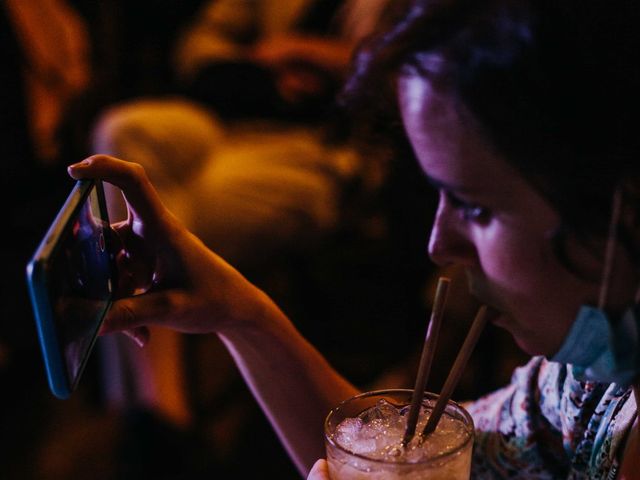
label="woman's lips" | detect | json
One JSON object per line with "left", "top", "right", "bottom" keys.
{"left": 467, "top": 275, "right": 499, "bottom": 307}
{"left": 466, "top": 274, "right": 507, "bottom": 324}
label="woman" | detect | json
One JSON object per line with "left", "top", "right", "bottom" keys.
{"left": 67, "top": 0, "right": 639, "bottom": 477}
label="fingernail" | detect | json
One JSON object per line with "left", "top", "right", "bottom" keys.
{"left": 68, "top": 158, "right": 92, "bottom": 171}
{"left": 123, "top": 329, "right": 147, "bottom": 348}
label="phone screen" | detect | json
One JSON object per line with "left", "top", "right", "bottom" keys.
{"left": 28, "top": 180, "right": 117, "bottom": 397}
{"left": 50, "top": 185, "right": 113, "bottom": 387}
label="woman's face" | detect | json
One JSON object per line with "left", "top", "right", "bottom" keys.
{"left": 398, "top": 74, "right": 604, "bottom": 356}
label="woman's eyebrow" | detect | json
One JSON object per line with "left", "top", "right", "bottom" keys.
{"left": 423, "top": 174, "right": 478, "bottom": 195}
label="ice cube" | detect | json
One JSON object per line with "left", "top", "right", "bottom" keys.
{"left": 350, "top": 437, "right": 378, "bottom": 455}
{"left": 358, "top": 399, "right": 402, "bottom": 428}
{"left": 335, "top": 417, "right": 364, "bottom": 448}
{"left": 335, "top": 416, "right": 387, "bottom": 456}
{"left": 359, "top": 399, "right": 400, "bottom": 423}
{"left": 399, "top": 405, "right": 411, "bottom": 417}
{"left": 337, "top": 417, "right": 364, "bottom": 436}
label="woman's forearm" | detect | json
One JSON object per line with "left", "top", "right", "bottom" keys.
{"left": 218, "top": 292, "right": 358, "bottom": 476}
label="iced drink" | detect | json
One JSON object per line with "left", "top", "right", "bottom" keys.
{"left": 324, "top": 389, "right": 473, "bottom": 479}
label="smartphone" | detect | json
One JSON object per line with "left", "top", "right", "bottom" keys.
{"left": 26, "top": 179, "right": 116, "bottom": 399}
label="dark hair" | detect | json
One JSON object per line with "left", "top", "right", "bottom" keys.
{"left": 343, "top": 0, "right": 640, "bottom": 266}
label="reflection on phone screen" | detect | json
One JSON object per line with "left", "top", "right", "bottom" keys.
{"left": 50, "top": 186, "right": 112, "bottom": 386}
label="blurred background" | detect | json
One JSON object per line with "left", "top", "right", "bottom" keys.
{"left": 1, "top": 1, "right": 527, "bottom": 478}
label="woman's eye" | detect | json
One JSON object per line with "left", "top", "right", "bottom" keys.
{"left": 445, "top": 192, "right": 490, "bottom": 222}
{"left": 460, "top": 204, "right": 488, "bottom": 221}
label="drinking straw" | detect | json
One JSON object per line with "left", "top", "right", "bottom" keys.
{"left": 401, "top": 276, "right": 451, "bottom": 447}
{"left": 420, "top": 305, "right": 489, "bottom": 438}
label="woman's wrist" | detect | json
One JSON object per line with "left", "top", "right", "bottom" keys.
{"left": 215, "top": 283, "right": 290, "bottom": 340}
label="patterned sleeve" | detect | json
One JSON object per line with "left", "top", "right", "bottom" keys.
{"left": 464, "top": 356, "right": 570, "bottom": 479}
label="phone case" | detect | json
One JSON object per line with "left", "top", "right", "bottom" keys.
{"left": 26, "top": 180, "right": 114, "bottom": 399}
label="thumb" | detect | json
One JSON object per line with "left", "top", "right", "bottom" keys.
{"left": 100, "top": 290, "right": 187, "bottom": 335}
{"left": 307, "top": 459, "right": 330, "bottom": 480}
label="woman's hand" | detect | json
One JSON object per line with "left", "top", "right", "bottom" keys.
{"left": 68, "top": 155, "right": 271, "bottom": 344}
{"left": 307, "top": 459, "right": 330, "bottom": 480}
{"left": 69, "top": 156, "right": 357, "bottom": 475}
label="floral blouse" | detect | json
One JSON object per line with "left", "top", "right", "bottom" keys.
{"left": 465, "top": 356, "right": 637, "bottom": 479}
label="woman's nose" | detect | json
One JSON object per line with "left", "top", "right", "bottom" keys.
{"left": 428, "top": 196, "right": 476, "bottom": 267}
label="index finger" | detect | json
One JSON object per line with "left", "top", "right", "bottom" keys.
{"left": 67, "top": 155, "right": 170, "bottom": 231}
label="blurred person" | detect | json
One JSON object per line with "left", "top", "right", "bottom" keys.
{"left": 93, "top": 0, "right": 393, "bottom": 267}
{"left": 4, "top": 0, "right": 91, "bottom": 162}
